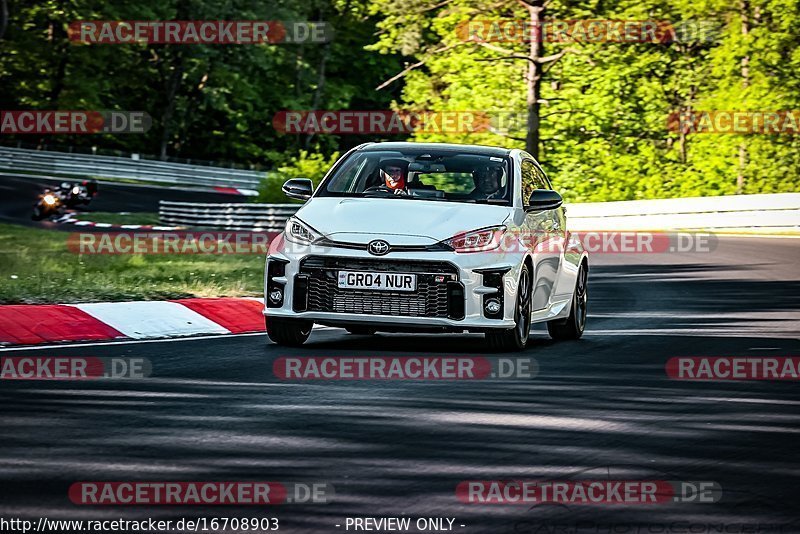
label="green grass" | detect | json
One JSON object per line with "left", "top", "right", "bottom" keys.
{"left": 77, "top": 211, "right": 161, "bottom": 225}
{"left": 0, "top": 223, "right": 265, "bottom": 304}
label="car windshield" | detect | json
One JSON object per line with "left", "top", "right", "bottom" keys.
{"left": 318, "top": 149, "right": 512, "bottom": 205}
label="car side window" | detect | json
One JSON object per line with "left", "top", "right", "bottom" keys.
{"left": 538, "top": 166, "right": 553, "bottom": 190}
{"left": 327, "top": 154, "right": 367, "bottom": 193}
{"left": 521, "top": 159, "right": 549, "bottom": 202}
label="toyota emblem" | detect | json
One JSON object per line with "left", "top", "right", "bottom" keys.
{"left": 367, "top": 240, "right": 390, "bottom": 256}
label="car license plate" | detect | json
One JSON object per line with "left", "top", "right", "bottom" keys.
{"left": 337, "top": 271, "right": 417, "bottom": 292}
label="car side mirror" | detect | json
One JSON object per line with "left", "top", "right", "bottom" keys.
{"left": 282, "top": 178, "right": 314, "bottom": 201}
{"left": 526, "top": 189, "right": 563, "bottom": 212}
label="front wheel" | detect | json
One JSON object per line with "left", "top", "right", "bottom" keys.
{"left": 547, "top": 262, "right": 588, "bottom": 340}
{"left": 31, "top": 205, "right": 44, "bottom": 220}
{"left": 266, "top": 316, "right": 313, "bottom": 347}
{"left": 486, "top": 264, "right": 532, "bottom": 352}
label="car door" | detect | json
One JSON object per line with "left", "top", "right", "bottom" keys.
{"left": 520, "top": 158, "right": 564, "bottom": 311}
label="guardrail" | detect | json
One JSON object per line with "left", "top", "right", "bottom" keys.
{"left": 567, "top": 193, "right": 800, "bottom": 234}
{"left": 159, "top": 201, "right": 300, "bottom": 231}
{"left": 159, "top": 193, "right": 800, "bottom": 235}
{"left": 0, "top": 146, "right": 267, "bottom": 189}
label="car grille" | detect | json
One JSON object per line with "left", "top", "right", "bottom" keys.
{"left": 297, "top": 256, "right": 463, "bottom": 319}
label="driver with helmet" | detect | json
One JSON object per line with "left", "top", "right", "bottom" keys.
{"left": 373, "top": 159, "right": 409, "bottom": 195}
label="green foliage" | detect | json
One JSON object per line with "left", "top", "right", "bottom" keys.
{"left": 255, "top": 150, "right": 340, "bottom": 203}
{"left": 1, "top": 0, "right": 797, "bottom": 201}
{"left": 0, "top": 0, "right": 401, "bottom": 164}
{"left": 366, "top": 0, "right": 800, "bottom": 201}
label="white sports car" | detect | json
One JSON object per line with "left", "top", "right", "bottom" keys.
{"left": 264, "top": 142, "right": 588, "bottom": 351}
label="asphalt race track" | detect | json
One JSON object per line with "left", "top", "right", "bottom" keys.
{"left": 0, "top": 237, "right": 799, "bottom": 533}
{"left": 0, "top": 173, "right": 248, "bottom": 228}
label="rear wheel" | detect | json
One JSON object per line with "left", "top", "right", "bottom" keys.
{"left": 486, "top": 264, "right": 532, "bottom": 352}
{"left": 346, "top": 326, "right": 377, "bottom": 335}
{"left": 547, "top": 262, "right": 588, "bottom": 340}
{"left": 266, "top": 316, "right": 313, "bottom": 347}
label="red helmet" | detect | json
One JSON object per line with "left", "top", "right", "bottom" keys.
{"left": 380, "top": 159, "right": 408, "bottom": 190}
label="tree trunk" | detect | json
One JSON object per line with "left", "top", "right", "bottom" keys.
{"left": 158, "top": 0, "right": 194, "bottom": 160}
{"left": 305, "top": 43, "right": 331, "bottom": 150}
{"left": 737, "top": 0, "right": 750, "bottom": 194}
{"left": 0, "top": 0, "right": 9, "bottom": 40}
{"left": 679, "top": 86, "right": 696, "bottom": 164}
{"left": 48, "top": 45, "right": 69, "bottom": 107}
{"left": 160, "top": 53, "right": 184, "bottom": 160}
{"left": 524, "top": 0, "right": 544, "bottom": 160}
{"left": 39, "top": 10, "right": 70, "bottom": 147}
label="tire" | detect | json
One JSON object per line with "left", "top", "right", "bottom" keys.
{"left": 486, "top": 263, "right": 532, "bottom": 352}
{"left": 346, "top": 326, "right": 377, "bottom": 335}
{"left": 547, "top": 262, "right": 588, "bottom": 340}
{"left": 265, "top": 316, "right": 313, "bottom": 347}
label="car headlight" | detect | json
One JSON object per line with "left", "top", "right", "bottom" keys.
{"left": 285, "top": 217, "right": 322, "bottom": 244}
{"left": 43, "top": 194, "right": 57, "bottom": 205}
{"left": 442, "top": 226, "right": 506, "bottom": 253}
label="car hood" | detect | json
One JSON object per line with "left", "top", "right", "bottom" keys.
{"left": 295, "top": 197, "right": 511, "bottom": 244}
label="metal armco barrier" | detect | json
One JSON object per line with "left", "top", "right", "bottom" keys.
{"left": 160, "top": 193, "right": 800, "bottom": 234}
{"left": 160, "top": 201, "right": 300, "bottom": 231}
{"left": 0, "top": 146, "right": 266, "bottom": 189}
{"left": 566, "top": 193, "right": 800, "bottom": 234}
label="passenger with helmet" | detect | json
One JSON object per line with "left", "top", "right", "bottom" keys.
{"left": 469, "top": 165, "right": 505, "bottom": 200}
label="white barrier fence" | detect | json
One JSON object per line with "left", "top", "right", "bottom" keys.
{"left": 566, "top": 193, "right": 800, "bottom": 234}
{"left": 0, "top": 146, "right": 266, "bottom": 189}
{"left": 159, "top": 201, "right": 300, "bottom": 231}
{"left": 160, "top": 193, "right": 800, "bottom": 234}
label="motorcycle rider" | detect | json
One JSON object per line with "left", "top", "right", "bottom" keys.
{"left": 83, "top": 179, "right": 98, "bottom": 199}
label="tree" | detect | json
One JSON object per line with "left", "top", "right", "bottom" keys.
{"left": 0, "top": 0, "right": 8, "bottom": 40}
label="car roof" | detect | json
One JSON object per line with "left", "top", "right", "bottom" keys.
{"left": 358, "top": 142, "right": 512, "bottom": 158}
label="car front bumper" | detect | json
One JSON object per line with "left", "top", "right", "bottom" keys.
{"left": 264, "top": 235, "right": 527, "bottom": 331}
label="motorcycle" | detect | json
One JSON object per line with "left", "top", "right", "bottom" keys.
{"left": 32, "top": 188, "right": 64, "bottom": 220}
{"left": 31, "top": 180, "right": 98, "bottom": 221}
{"left": 61, "top": 180, "right": 98, "bottom": 208}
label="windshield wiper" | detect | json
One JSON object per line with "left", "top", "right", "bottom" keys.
{"left": 471, "top": 198, "right": 509, "bottom": 204}
{"left": 359, "top": 190, "right": 436, "bottom": 200}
